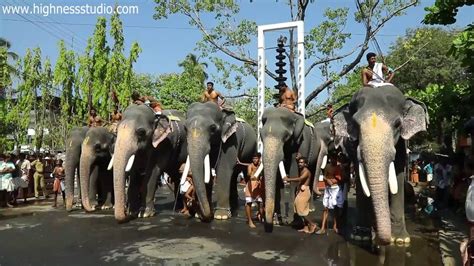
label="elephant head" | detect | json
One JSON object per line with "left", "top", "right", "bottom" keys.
{"left": 184, "top": 102, "right": 223, "bottom": 222}
{"left": 112, "top": 105, "right": 174, "bottom": 222}
{"left": 260, "top": 107, "right": 305, "bottom": 231}
{"left": 65, "top": 126, "right": 89, "bottom": 211}
{"left": 333, "top": 85, "right": 428, "bottom": 244}
{"left": 79, "top": 127, "right": 114, "bottom": 212}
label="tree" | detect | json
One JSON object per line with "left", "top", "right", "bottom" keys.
{"left": 423, "top": 0, "right": 474, "bottom": 73}
{"left": 386, "top": 27, "right": 467, "bottom": 92}
{"left": 0, "top": 37, "right": 18, "bottom": 92}
{"left": 178, "top": 53, "right": 208, "bottom": 86}
{"left": 154, "top": 0, "right": 419, "bottom": 106}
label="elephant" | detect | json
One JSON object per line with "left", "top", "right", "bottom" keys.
{"left": 65, "top": 126, "right": 89, "bottom": 211}
{"left": 332, "top": 85, "right": 428, "bottom": 245}
{"left": 79, "top": 126, "right": 116, "bottom": 212}
{"left": 260, "top": 107, "right": 321, "bottom": 231}
{"left": 184, "top": 102, "right": 257, "bottom": 221}
{"left": 112, "top": 104, "right": 187, "bottom": 223}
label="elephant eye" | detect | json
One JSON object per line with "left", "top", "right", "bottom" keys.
{"left": 136, "top": 128, "right": 147, "bottom": 139}
{"left": 210, "top": 124, "right": 218, "bottom": 132}
{"left": 393, "top": 119, "right": 402, "bottom": 129}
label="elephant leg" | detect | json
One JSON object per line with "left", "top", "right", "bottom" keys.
{"left": 89, "top": 165, "right": 99, "bottom": 209}
{"left": 76, "top": 169, "right": 83, "bottom": 208}
{"left": 142, "top": 166, "right": 161, "bottom": 218}
{"left": 101, "top": 169, "right": 114, "bottom": 210}
{"left": 214, "top": 153, "right": 235, "bottom": 220}
{"left": 390, "top": 140, "right": 410, "bottom": 244}
{"left": 127, "top": 171, "right": 142, "bottom": 218}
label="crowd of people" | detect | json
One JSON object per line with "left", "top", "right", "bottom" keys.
{"left": 0, "top": 153, "right": 66, "bottom": 208}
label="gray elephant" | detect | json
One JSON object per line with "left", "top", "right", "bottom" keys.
{"left": 65, "top": 126, "right": 89, "bottom": 211}
{"left": 112, "top": 104, "right": 187, "bottom": 222}
{"left": 184, "top": 102, "right": 257, "bottom": 221}
{"left": 260, "top": 107, "right": 321, "bottom": 231}
{"left": 79, "top": 127, "right": 116, "bottom": 212}
{"left": 332, "top": 85, "right": 428, "bottom": 245}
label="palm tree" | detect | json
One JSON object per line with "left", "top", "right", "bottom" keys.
{"left": 178, "top": 53, "right": 208, "bottom": 85}
{"left": 0, "top": 37, "right": 19, "bottom": 91}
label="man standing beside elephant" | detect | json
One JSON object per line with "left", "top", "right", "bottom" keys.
{"left": 283, "top": 157, "right": 317, "bottom": 234}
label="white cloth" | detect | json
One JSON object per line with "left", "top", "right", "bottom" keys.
{"left": 180, "top": 180, "right": 191, "bottom": 194}
{"left": 0, "top": 161, "right": 15, "bottom": 191}
{"left": 11, "top": 177, "right": 28, "bottom": 189}
{"left": 466, "top": 176, "right": 474, "bottom": 222}
{"left": 323, "top": 185, "right": 343, "bottom": 209}
{"left": 368, "top": 62, "right": 393, "bottom": 87}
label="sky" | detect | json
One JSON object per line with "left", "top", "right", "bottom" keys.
{"left": 1, "top": 0, "right": 472, "bottom": 105}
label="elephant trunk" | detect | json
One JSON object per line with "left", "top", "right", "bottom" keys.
{"left": 113, "top": 133, "right": 137, "bottom": 223}
{"left": 187, "top": 138, "right": 213, "bottom": 222}
{"left": 263, "top": 137, "right": 284, "bottom": 232}
{"left": 79, "top": 146, "right": 95, "bottom": 212}
{"left": 65, "top": 149, "right": 79, "bottom": 211}
{"left": 360, "top": 117, "right": 394, "bottom": 245}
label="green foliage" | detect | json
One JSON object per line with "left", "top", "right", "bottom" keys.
{"left": 230, "top": 87, "right": 273, "bottom": 130}
{"left": 449, "top": 24, "right": 474, "bottom": 72}
{"left": 386, "top": 27, "right": 467, "bottom": 91}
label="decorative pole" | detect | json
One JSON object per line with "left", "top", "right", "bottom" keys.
{"left": 274, "top": 36, "right": 288, "bottom": 102}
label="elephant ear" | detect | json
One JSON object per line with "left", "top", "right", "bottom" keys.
{"left": 152, "top": 115, "right": 172, "bottom": 148}
{"left": 333, "top": 104, "right": 358, "bottom": 141}
{"left": 401, "top": 97, "right": 429, "bottom": 140}
{"left": 292, "top": 114, "right": 305, "bottom": 144}
{"left": 221, "top": 109, "right": 238, "bottom": 143}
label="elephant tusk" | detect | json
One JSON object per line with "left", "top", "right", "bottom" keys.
{"left": 321, "top": 155, "right": 327, "bottom": 169}
{"left": 204, "top": 154, "right": 211, "bottom": 184}
{"left": 125, "top": 154, "right": 135, "bottom": 172}
{"left": 358, "top": 163, "right": 371, "bottom": 197}
{"left": 389, "top": 161, "right": 398, "bottom": 194}
{"left": 107, "top": 154, "right": 114, "bottom": 171}
{"left": 279, "top": 161, "right": 287, "bottom": 180}
{"left": 254, "top": 162, "right": 263, "bottom": 178}
{"left": 180, "top": 156, "right": 190, "bottom": 185}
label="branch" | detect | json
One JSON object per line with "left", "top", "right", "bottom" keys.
{"left": 305, "top": 0, "right": 418, "bottom": 105}
{"left": 305, "top": 43, "right": 363, "bottom": 76}
{"left": 185, "top": 6, "right": 277, "bottom": 80}
{"left": 306, "top": 93, "right": 352, "bottom": 118}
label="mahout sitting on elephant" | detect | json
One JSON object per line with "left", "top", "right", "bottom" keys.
{"left": 332, "top": 84, "right": 428, "bottom": 245}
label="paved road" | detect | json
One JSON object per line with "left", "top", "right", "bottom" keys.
{"left": 0, "top": 185, "right": 442, "bottom": 265}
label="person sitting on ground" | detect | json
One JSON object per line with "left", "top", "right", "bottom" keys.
{"left": 316, "top": 153, "right": 343, "bottom": 235}
{"left": 88, "top": 108, "right": 103, "bottom": 127}
{"left": 361, "top": 52, "right": 394, "bottom": 88}
{"left": 278, "top": 83, "right": 296, "bottom": 112}
{"left": 52, "top": 159, "right": 66, "bottom": 208}
{"left": 283, "top": 157, "right": 318, "bottom": 234}
{"left": 242, "top": 153, "right": 264, "bottom": 228}
{"left": 202, "top": 81, "right": 225, "bottom": 107}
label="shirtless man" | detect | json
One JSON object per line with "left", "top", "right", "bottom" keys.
{"left": 52, "top": 159, "right": 65, "bottom": 207}
{"left": 283, "top": 157, "right": 317, "bottom": 234}
{"left": 88, "top": 108, "right": 103, "bottom": 127}
{"left": 361, "top": 52, "right": 394, "bottom": 87}
{"left": 278, "top": 84, "right": 296, "bottom": 111}
{"left": 202, "top": 82, "right": 225, "bottom": 107}
{"left": 108, "top": 107, "right": 122, "bottom": 133}
{"left": 243, "top": 153, "right": 264, "bottom": 228}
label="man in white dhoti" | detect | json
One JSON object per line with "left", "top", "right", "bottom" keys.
{"left": 362, "top": 52, "right": 394, "bottom": 87}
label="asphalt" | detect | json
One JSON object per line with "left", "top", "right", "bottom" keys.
{"left": 0, "top": 183, "right": 450, "bottom": 266}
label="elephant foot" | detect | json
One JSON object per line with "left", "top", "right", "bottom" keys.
{"left": 391, "top": 226, "right": 411, "bottom": 246}
{"left": 101, "top": 204, "right": 113, "bottom": 210}
{"left": 350, "top": 226, "right": 372, "bottom": 242}
{"left": 142, "top": 207, "right": 156, "bottom": 218}
{"left": 214, "top": 208, "right": 231, "bottom": 220}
